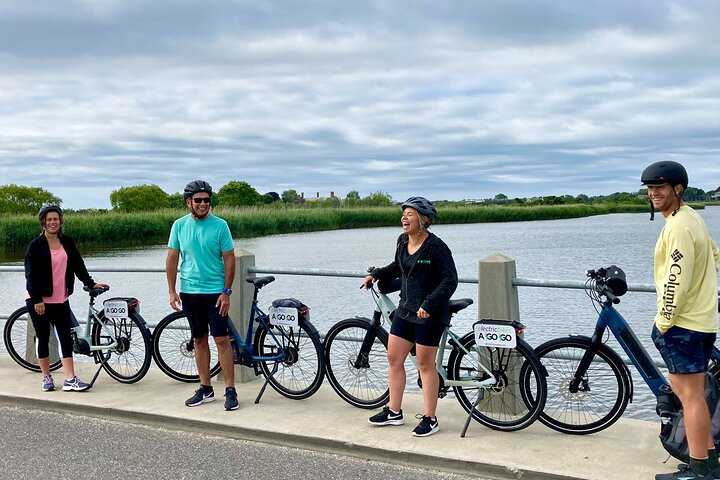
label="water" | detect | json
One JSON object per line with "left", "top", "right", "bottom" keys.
{"left": 1, "top": 207, "right": 718, "bottom": 421}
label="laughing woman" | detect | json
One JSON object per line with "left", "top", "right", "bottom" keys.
{"left": 363, "top": 196, "right": 458, "bottom": 437}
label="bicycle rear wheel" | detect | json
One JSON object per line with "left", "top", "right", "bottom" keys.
{"left": 151, "top": 311, "right": 222, "bottom": 382}
{"left": 533, "top": 336, "right": 631, "bottom": 434}
{"left": 254, "top": 319, "right": 325, "bottom": 400}
{"left": 3, "top": 306, "right": 62, "bottom": 373}
{"left": 448, "top": 334, "right": 547, "bottom": 432}
{"left": 323, "top": 318, "right": 389, "bottom": 409}
{"left": 92, "top": 311, "right": 152, "bottom": 383}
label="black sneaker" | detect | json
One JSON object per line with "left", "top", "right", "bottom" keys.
{"left": 368, "top": 406, "right": 404, "bottom": 426}
{"left": 224, "top": 387, "right": 239, "bottom": 411}
{"left": 185, "top": 385, "right": 214, "bottom": 407}
{"left": 656, "top": 464, "right": 709, "bottom": 480}
{"left": 412, "top": 415, "right": 439, "bottom": 437}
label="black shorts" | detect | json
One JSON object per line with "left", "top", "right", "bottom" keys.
{"left": 180, "top": 293, "right": 230, "bottom": 339}
{"left": 390, "top": 314, "right": 445, "bottom": 347}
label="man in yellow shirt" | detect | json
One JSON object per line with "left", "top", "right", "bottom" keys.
{"left": 644, "top": 161, "right": 720, "bottom": 480}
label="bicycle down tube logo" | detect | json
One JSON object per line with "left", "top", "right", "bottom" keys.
{"left": 268, "top": 306, "right": 299, "bottom": 327}
{"left": 474, "top": 321, "right": 517, "bottom": 348}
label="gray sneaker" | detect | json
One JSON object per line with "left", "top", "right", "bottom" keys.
{"left": 62, "top": 376, "right": 91, "bottom": 392}
{"left": 42, "top": 375, "right": 55, "bottom": 392}
{"left": 368, "top": 406, "right": 404, "bottom": 426}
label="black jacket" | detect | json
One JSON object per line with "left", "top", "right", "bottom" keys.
{"left": 371, "top": 233, "right": 458, "bottom": 325}
{"left": 24, "top": 234, "right": 95, "bottom": 304}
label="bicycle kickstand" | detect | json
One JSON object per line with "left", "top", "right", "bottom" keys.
{"left": 254, "top": 362, "right": 280, "bottom": 405}
{"left": 88, "top": 361, "right": 104, "bottom": 388}
{"left": 460, "top": 392, "right": 485, "bottom": 438}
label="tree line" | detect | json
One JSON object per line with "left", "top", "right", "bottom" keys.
{"left": 0, "top": 181, "right": 716, "bottom": 215}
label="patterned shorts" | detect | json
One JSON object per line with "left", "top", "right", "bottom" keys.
{"left": 652, "top": 325, "right": 716, "bottom": 374}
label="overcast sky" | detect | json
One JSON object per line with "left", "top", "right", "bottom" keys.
{"left": 1, "top": 0, "right": 718, "bottom": 209}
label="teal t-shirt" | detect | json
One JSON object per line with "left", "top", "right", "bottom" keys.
{"left": 167, "top": 214, "right": 234, "bottom": 294}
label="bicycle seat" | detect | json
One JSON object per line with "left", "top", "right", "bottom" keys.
{"left": 246, "top": 276, "right": 275, "bottom": 289}
{"left": 83, "top": 285, "right": 110, "bottom": 297}
{"left": 449, "top": 298, "right": 473, "bottom": 314}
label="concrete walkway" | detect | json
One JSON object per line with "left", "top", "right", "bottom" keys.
{"left": 0, "top": 357, "right": 676, "bottom": 480}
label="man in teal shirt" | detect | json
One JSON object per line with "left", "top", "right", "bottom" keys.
{"left": 166, "top": 180, "right": 238, "bottom": 411}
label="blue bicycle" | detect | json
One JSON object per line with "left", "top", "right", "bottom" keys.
{"left": 152, "top": 276, "right": 325, "bottom": 402}
{"left": 533, "top": 266, "right": 720, "bottom": 462}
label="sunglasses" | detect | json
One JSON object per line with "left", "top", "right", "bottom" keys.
{"left": 193, "top": 197, "right": 211, "bottom": 204}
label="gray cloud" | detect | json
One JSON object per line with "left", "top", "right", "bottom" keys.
{"left": 0, "top": 0, "right": 718, "bottom": 208}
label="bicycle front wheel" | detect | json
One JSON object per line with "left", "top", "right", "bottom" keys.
{"left": 254, "top": 319, "right": 325, "bottom": 400}
{"left": 93, "top": 311, "right": 152, "bottom": 383}
{"left": 151, "top": 312, "right": 221, "bottom": 382}
{"left": 448, "top": 334, "right": 547, "bottom": 432}
{"left": 534, "top": 336, "right": 631, "bottom": 434}
{"left": 323, "top": 318, "right": 389, "bottom": 409}
{"left": 4, "top": 306, "right": 62, "bottom": 373}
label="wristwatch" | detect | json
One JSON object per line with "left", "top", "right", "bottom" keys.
{"left": 222, "top": 288, "right": 232, "bottom": 296}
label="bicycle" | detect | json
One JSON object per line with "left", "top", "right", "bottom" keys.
{"left": 532, "top": 266, "right": 720, "bottom": 461}
{"left": 152, "top": 275, "right": 326, "bottom": 402}
{"left": 3, "top": 286, "right": 153, "bottom": 384}
{"left": 322, "top": 276, "right": 548, "bottom": 433}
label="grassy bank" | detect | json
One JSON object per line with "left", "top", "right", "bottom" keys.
{"left": 0, "top": 203, "right": 671, "bottom": 256}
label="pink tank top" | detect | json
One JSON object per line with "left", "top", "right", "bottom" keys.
{"left": 42, "top": 245, "right": 69, "bottom": 304}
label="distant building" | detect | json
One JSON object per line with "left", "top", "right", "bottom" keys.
{"left": 302, "top": 191, "right": 336, "bottom": 202}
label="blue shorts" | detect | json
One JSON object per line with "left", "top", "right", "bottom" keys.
{"left": 652, "top": 325, "right": 716, "bottom": 374}
{"left": 180, "top": 293, "right": 230, "bottom": 339}
{"left": 390, "top": 314, "right": 445, "bottom": 347}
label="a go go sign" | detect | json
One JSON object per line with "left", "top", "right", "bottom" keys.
{"left": 474, "top": 321, "right": 517, "bottom": 348}
{"left": 103, "top": 300, "right": 129, "bottom": 319}
{"left": 268, "top": 306, "right": 299, "bottom": 327}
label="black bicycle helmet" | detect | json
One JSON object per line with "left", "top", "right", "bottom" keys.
{"left": 183, "top": 180, "right": 213, "bottom": 200}
{"left": 401, "top": 196, "right": 437, "bottom": 221}
{"left": 641, "top": 161, "right": 688, "bottom": 189}
{"left": 38, "top": 204, "right": 63, "bottom": 222}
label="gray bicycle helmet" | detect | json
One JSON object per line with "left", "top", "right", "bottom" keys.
{"left": 641, "top": 161, "right": 688, "bottom": 189}
{"left": 401, "top": 196, "right": 437, "bottom": 221}
{"left": 183, "top": 180, "right": 213, "bottom": 200}
{"left": 38, "top": 204, "right": 63, "bottom": 222}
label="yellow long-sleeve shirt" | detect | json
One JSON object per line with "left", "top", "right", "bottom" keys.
{"left": 654, "top": 205, "right": 719, "bottom": 333}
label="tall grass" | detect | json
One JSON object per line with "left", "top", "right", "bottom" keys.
{"left": 0, "top": 203, "right": 685, "bottom": 256}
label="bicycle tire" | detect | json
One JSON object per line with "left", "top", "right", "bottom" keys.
{"left": 448, "top": 333, "right": 547, "bottom": 432}
{"left": 254, "top": 318, "right": 325, "bottom": 400}
{"left": 3, "top": 306, "right": 63, "bottom": 373}
{"left": 151, "top": 311, "right": 221, "bottom": 382}
{"left": 323, "top": 317, "right": 390, "bottom": 409}
{"left": 533, "top": 336, "right": 631, "bottom": 434}
{"left": 92, "top": 310, "right": 152, "bottom": 383}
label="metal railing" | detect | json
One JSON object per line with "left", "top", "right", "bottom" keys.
{"left": 1, "top": 263, "right": 682, "bottom": 371}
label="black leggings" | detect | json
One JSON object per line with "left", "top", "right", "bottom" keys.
{"left": 26, "top": 300, "right": 75, "bottom": 359}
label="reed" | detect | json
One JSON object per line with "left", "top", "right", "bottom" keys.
{"left": 0, "top": 203, "right": 677, "bottom": 255}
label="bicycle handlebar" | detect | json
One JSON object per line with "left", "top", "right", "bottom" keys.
{"left": 586, "top": 265, "right": 627, "bottom": 302}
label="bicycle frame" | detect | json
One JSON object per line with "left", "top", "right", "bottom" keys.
{"left": 227, "top": 290, "right": 288, "bottom": 364}
{"left": 69, "top": 292, "right": 126, "bottom": 355}
{"left": 370, "top": 286, "right": 499, "bottom": 391}
{"left": 572, "top": 294, "right": 720, "bottom": 400}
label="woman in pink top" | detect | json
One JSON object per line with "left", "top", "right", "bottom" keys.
{"left": 24, "top": 205, "right": 108, "bottom": 392}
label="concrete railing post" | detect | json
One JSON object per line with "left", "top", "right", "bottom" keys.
{"left": 222, "top": 247, "right": 257, "bottom": 384}
{"left": 477, "top": 252, "right": 522, "bottom": 415}
{"left": 478, "top": 252, "right": 520, "bottom": 322}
